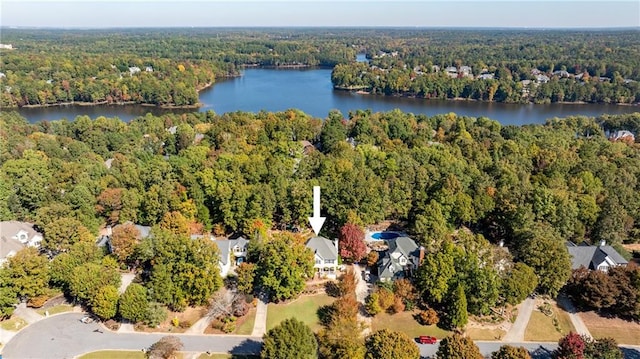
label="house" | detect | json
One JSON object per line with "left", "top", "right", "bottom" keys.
{"left": 459, "top": 66, "right": 473, "bottom": 77}
{"left": 210, "top": 236, "right": 249, "bottom": 277}
{"left": 377, "top": 236, "right": 423, "bottom": 282}
{"left": 535, "top": 74, "right": 550, "bottom": 84}
{"left": 306, "top": 236, "right": 340, "bottom": 279}
{"left": 97, "top": 222, "right": 151, "bottom": 253}
{"left": 609, "top": 130, "right": 635, "bottom": 143}
{"left": 128, "top": 66, "right": 141, "bottom": 75}
{"left": 145, "top": 66, "right": 154, "bottom": 72}
{"left": 478, "top": 73, "right": 494, "bottom": 80}
{"left": 0, "top": 44, "right": 14, "bottom": 50}
{"left": 566, "top": 241, "right": 628, "bottom": 272}
{"left": 0, "top": 221, "right": 43, "bottom": 265}
{"left": 300, "top": 140, "right": 315, "bottom": 155}
{"left": 552, "top": 70, "right": 570, "bottom": 78}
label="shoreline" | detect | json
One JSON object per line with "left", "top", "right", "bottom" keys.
{"left": 334, "top": 87, "right": 640, "bottom": 107}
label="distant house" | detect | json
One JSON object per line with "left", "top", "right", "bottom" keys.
{"left": 552, "top": 70, "right": 570, "bottom": 78}
{"left": 210, "top": 236, "right": 249, "bottom": 277}
{"left": 0, "top": 44, "right": 14, "bottom": 50}
{"left": 306, "top": 236, "right": 340, "bottom": 279}
{"left": 97, "top": 222, "right": 151, "bottom": 253}
{"left": 609, "top": 130, "right": 635, "bottom": 143}
{"left": 478, "top": 73, "right": 494, "bottom": 80}
{"left": 0, "top": 221, "right": 43, "bottom": 265}
{"left": 459, "top": 66, "right": 473, "bottom": 77}
{"left": 377, "top": 236, "right": 423, "bottom": 282}
{"left": 128, "top": 66, "right": 141, "bottom": 75}
{"left": 445, "top": 66, "right": 458, "bottom": 78}
{"left": 566, "top": 241, "right": 628, "bottom": 272}
{"left": 300, "top": 140, "right": 315, "bottom": 155}
{"left": 145, "top": 66, "right": 154, "bottom": 72}
{"left": 535, "top": 74, "right": 550, "bottom": 84}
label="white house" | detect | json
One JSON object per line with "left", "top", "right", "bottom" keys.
{"left": 128, "top": 66, "right": 141, "bottom": 75}
{"left": 377, "top": 236, "right": 423, "bottom": 282}
{"left": 209, "top": 236, "right": 249, "bottom": 277}
{"left": 0, "top": 221, "right": 43, "bottom": 266}
{"left": 566, "top": 241, "right": 628, "bottom": 272}
{"left": 305, "top": 236, "right": 340, "bottom": 279}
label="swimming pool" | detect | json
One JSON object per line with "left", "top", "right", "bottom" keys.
{"left": 371, "top": 232, "right": 400, "bottom": 240}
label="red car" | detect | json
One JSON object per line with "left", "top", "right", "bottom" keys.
{"left": 418, "top": 335, "right": 437, "bottom": 344}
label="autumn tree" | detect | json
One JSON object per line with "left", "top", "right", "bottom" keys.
{"left": 158, "top": 211, "right": 190, "bottom": 237}
{"left": 583, "top": 337, "right": 623, "bottom": 359}
{"left": 365, "top": 251, "right": 379, "bottom": 267}
{"left": 435, "top": 333, "right": 483, "bottom": 359}
{"left": 491, "top": 345, "right": 532, "bottom": 359}
{"left": 393, "top": 278, "right": 417, "bottom": 308}
{"left": 364, "top": 329, "right": 420, "bottom": 359}
{"left": 339, "top": 223, "right": 367, "bottom": 263}
{"left": 261, "top": 318, "right": 318, "bottom": 359}
{"left": 235, "top": 262, "right": 256, "bottom": 295}
{"left": 110, "top": 223, "right": 141, "bottom": 262}
{"left": 553, "top": 332, "right": 585, "bottom": 359}
{"left": 147, "top": 336, "right": 183, "bottom": 359}
{"left": 119, "top": 283, "right": 150, "bottom": 323}
{"left": 4, "top": 247, "right": 50, "bottom": 300}
{"left": 96, "top": 188, "right": 124, "bottom": 225}
{"left": 42, "top": 217, "right": 94, "bottom": 254}
{"left": 90, "top": 285, "right": 119, "bottom": 320}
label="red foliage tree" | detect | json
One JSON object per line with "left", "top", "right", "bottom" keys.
{"left": 553, "top": 332, "right": 585, "bottom": 359}
{"left": 339, "top": 223, "right": 367, "bottom": 263}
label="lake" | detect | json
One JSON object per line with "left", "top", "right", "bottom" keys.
{"left": 15, "top": 68, "right": 640, "bottom": 126}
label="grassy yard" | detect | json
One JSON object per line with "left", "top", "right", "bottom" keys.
{"left": 466, "top": 328, "right": 506, "bottom": 341}
{"left": 266, "top": 293, "right": 335, "bottom": 332}
{"left": 0, "top": 317, "right": 28, "bottom": 331}
{"left": 235, "top": 308, "right": 257, "bottom": 335}
{"left": 36, "top": 304, "right": 74, "bottom": 316}
{"left": 78, "top": 350, "right": 146, "bottom": 359}
{"left": 524, "top": 302, "right": 575, "bottom": 342}
{"left": 371, "top": 311, "right": 451, "bottom": 340}
{"left": 579, "top": 311, "right": 640, "bottom": 345}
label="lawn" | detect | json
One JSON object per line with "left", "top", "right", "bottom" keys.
{"left": 78, "top": 350, "right": 146, "bottom": 359}
{"left": 524, "top": 302, "right": 575, "bottom": 342}
{"left": 579, "top": 311, "right": 640, "bottom": 345}
{"left": 136, "top": 306, "right": 207, "bottom": 333}
{"left": 198, "top": 354, "right": 259, "bottom": 359}
{"left": 235, "top": 308, "right": 257, "bottom": 335}
{"left": 0, "top": 317, "right": 28, "bottom": 331}
{"left": 371, "top": 311, "right": 451, "bottom": 340}
{"left": 36, "top": 304, "right": 74, "bottom": 316}
{"left": 466, "top": 327, "right": 506, "bottom": 341}
{"left": 266, "top": 293, "right": 335, "bottom": 332}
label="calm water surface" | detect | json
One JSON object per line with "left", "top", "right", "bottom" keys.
{"left": 15, "top": 68, "right": 640, "bottom": 126}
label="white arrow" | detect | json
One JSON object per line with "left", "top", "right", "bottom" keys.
{"left": 308, "top": 186, "right": 326, "bottom": 236}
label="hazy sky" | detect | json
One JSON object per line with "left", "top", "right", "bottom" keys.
{"left": 1, "top": 1, "right": 639, "bottom": 28}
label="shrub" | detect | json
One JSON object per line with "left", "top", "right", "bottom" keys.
{"left": 391, "top": 296, "right": 405, "bottom": 314}
{"left": 27, "top": 294, "right": 49, "bottom": 308}
{"left": 221, "top": 316, "right": 237, "bottom": 333}
{"left": 377, "top": 288, "right": 394, "bottom": 312}
{"left": 233, "top": 300, "right": 249, "bottom": 317}
{"left": 416, "top": 308, "right": 439, "bottom": 326}
{"left": 144, "top": 302, "right": 167, "bottom": 327}
{"left": 179, "top": 320, "right": 191, "bottom": 329}
{"left": 365, "top": 293, "right": 382, "bottom": 316}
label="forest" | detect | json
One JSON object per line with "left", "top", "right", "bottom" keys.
{"left": 1, "top": 28, "right": 639, "bottom": 107}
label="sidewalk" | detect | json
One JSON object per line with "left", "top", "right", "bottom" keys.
{"left": 556, "top": 294, "right": 592, "bottom": 339}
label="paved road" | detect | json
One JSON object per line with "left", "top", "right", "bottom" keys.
{"left": 1, "top": 313, "right": 261, "bottom": 359}
{"left": 503, "top": 297, "right": 536, "bottom": 342}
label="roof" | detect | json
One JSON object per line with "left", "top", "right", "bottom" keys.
{"left": 211, "top": 236, "right": 249, "bottom": 265}
{"left": 305, "top": 236, "right": 337, "bottom": 261}
{"left": 566, "top": 243, "right": 628, "bottom": 270}
{"left": 0, "top": 221, "right": 43, "bottom": 259}
{"left": 378, "top": 236, "right": 420, "bottom": 280}
{"left": 112, "top": 222, "right": 151, "bottom": 239}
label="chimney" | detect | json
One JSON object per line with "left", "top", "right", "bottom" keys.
{"left": 334, "top": 238, "right": 339, "bottom": 254}
{"left": 419, "top": 246, "right": 425, "bottom": 266}
{"left": 498, "top": 239, "right": 504, "bottom": 247}
{"left": 599, "top": 239, "right": 606, "bottom": 247}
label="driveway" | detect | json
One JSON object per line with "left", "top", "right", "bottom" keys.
{"left": 351, "top": 264, "right": 372, "bottom": 336}
{"left": 1, "top": 313, "right": 262, "bottom": 359}
{"left": 502, "top": 297, "right": 535, "bottom": 342}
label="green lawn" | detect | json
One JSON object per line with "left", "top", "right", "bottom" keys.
{"left": 78, "top": 350, "right": 146, "bottom": 359}
{"left": 235, "top": 309, "right": 256, "bottom": 335}
{"left": 0, "top": 317, "right": 28, "bottom": 331}
{"left": 266, "top": 293, "right": 335, "bottom": 332}
{"left": 524, "top": 306, "right": 575, "bottom": 342}
{"left": 371, "top": 311, "right": 451, "bottom": 340}
{"left": 36, "top": 304, "right": 74, "bottom": 316}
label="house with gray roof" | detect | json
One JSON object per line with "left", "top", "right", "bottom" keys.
{"left": 566, "top": 241, "right": 628, "bottom": 272}
{"left": 305, "top": 236, "right": 340, "bottom": 279}
{"left": 98, "top": 222, "right": 151, "bottom": 253}
{"left": 0, "top": 221, "right": 43, "bottom": 265}
{"left": 377, "top": 236, "right": 423, "bottom": 282}
{"left": 210, "top": 236, "right": 249, "bottom": 277}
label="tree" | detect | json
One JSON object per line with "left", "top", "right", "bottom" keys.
{"left": 235, "top": 262, "right": 256, "bottom": 295}
{"left": 364, "top": 329, "right": 420, "bottom": 359}
{"left": 256, "top": 234, "right": 314, "bottom": 302}
{"left": 144, "top": 302, "right": 168, "bottom": 327}
{"left": 42, "top": 217, "right": 94, "bottom": 254}
{"left": 491, "top": 345, "right": 532, "bottom": 359}
{"left": 4, "top": 247, "right": 50, "bottom": 300}
{"left": 501, "top": 262, "right": 538, "bottom": 305}
{"left": 393, "top": 278, "right": 417, "bottom": 308}
{"left": 110, "top": 223, "right": 141, "bottom": 262}
{"left": 261, "top": 318, "right": 318, "bottom": 359}
{"left": 0, "top": 269, "right": 18, "bottom": 318}
{"left": 339, "top": 223, "right": 367, "bottom": 263}
{"left": 516, "top": 225, "right": 571, "bottom": 296}
{"left": 584, "top": 337, "right": 623, "bottom": 359}
{"left": 365, "top": 292, "right": 382, "bottom": 316}
{"left": 365, "top": 251, "right": 379, "bottom": 268}
{"left": 320, "top": 110, "right": 347, "bottom": 153}
{"left": 444, "top": 284, "right": 468, "bottom": 330}
{"left": 553, "top": 332, "right": 585, "bottom": 359}
{"left": 158, "top": 211, "right": 190, "bottom": 237}
{"left": 69, "top": 259, "right": 120, "bottom": 302}
{"left": 435, "top": 333, "right": 483, "bottom": 359}
{"left": 147, "top": 336, "right": 183, "bottom": 359}
{"left": 90, "top": 285, "right": 119, "bottom": 320}
{"left": 415, "top": 239, "right": 456, "bottom": 304}
{"left": 119, "top": 283, "right": 149, "bottom": 323}
{"left": 377, "top": 288, "right": 395, "bottom": 312}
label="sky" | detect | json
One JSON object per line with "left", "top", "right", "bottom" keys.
{"left": 1, "top": 0, "right": 639, "bottom": 29}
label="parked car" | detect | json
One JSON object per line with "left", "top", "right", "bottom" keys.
{"left": 418, "top": 335, "right": 437, "bottom": 344}
{"left": 80, "top": 316, "right": 94, "bottom": 324}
